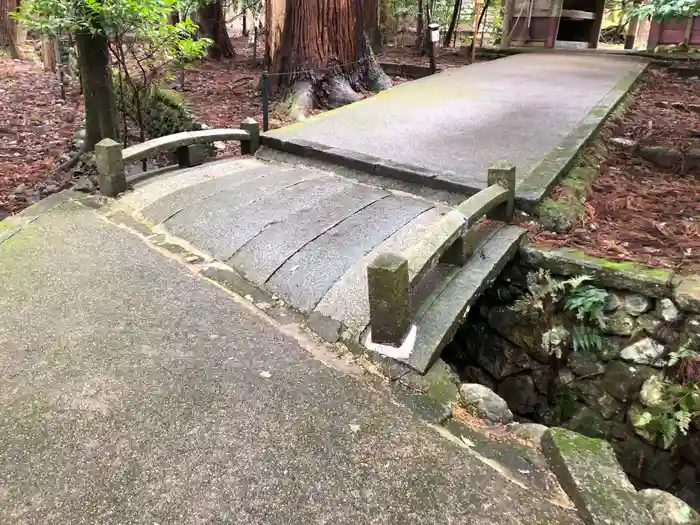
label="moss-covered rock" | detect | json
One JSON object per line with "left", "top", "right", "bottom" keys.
{"left": 541, "top": 427, "right": 652, "bottom": 525}
{"left": 566, "top": 406, "right": 610, "bottom": 439}
{"left": 602, "top": 360, "right": 656, "bottom": 403}
{"left": 537, "top": 166, "right": 598, "bottom": 233}
{"left": 519, "top": 246, "right": 675, "bottom": 298}
{"left": 674, "top": 276, "right": 700, "bottom": 314}
{"left": 401, "top": 358, "right": 460, "bottom": 407}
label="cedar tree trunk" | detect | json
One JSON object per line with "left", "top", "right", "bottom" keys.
{"left": 75, "top": 31, "right": 118, "bottom": 150}
{"left": 266, "top": 0, "right": 392, "bottom": 118}
{"left": 0, "top": 0, "right": 20, "bottom": 58}
{"left": 198, "top": 0, "right": 235, "bottom": 59}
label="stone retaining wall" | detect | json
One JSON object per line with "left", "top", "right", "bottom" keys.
{"left": 445, "top": 245, "right": 700, "bottom": 510}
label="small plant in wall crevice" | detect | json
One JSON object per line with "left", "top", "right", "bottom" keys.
{"left": 633, "top": 345, "right": 700, "bottom": 449}
{"left": 513, "top": 270, "right": 607, "bottom": 356}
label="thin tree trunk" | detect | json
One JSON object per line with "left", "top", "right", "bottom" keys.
{"left": 75, "top": 31, "right": 118, "bottom": 150}
{"left": 40, "top": 36, "right": 57, "bottom": 71}
{"left": 444, "top": 0, "right": 462, "bottom": 47}
{"left": 416, "top": 0, "right": 424, "bottom": 51}
{"left": 470, "top": 0, "right": 490, "bottom": 61}
{"left": 198, "top": 0, "right": 235, "bottom": 59}
{"left": 267, "top": 0, "right": 391, "bottom": 116}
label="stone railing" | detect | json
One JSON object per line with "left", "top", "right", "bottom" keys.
{"left": 366, "top": 161, "right": 516, "bottom": 350}
{"left": 94, "top": 118, "right": 261, "bottom": 197}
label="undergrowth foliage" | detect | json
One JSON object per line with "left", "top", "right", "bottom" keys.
{"left": 15, "top": 0, "right": 212, "bottom": 144}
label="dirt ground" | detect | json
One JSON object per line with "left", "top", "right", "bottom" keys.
{"left": 531, "top": 67, "right": 700, "bottom": 274}
{"left": 0, "top": 53, "right": 84, "bottom": 215}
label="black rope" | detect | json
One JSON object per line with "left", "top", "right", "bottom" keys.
{"left": 264, "top": 56, "right": 370, "bottom": 77}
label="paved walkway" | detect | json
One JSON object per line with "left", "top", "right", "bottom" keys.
{"left": 265, "top": 53, "right": 647, "bottom": 200}
{"left": 0, "top": 193, "right": 581, "bottom": 524}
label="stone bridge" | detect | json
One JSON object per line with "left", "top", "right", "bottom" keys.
{"left": 110, "top": 52, "right": 647, "bottom": 375}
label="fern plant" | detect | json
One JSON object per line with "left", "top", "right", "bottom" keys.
{"left": 633, "top": 346, "right": 700, "bottom": 448}
{"left": 571, "top": 325, "right": 604, "bottom": 354}
{"left": 565, "top": 285, "right": 607, "bottom": 328}
{"left": 515, "top": 271, "right": 606, "bottom": 355}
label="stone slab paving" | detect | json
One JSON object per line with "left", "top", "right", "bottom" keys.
{"left": 266, "top": 194, "right": 433, "bottom": 313}
{"left": 0, "top": 195, "right": 582, "bottom": 525}
{"left": 121, "top": 157, "right": 263, "bottom": 211}
{"left": 141, "top": 165, "right": 283, "bottom": 224}
{"left": 124, "top": 158, "right": 446, "bottom": 323}
{"left": 264, "top": 53, "right": 647, "bottom": 198}
{"left": 228, "top": 183, "right": 389, "bottom": 285}
{"left": 165, "top": 168, "right": 331, "bottom": 260}
{"left": 314, "top": 207, "right": 445, "bottom": 334}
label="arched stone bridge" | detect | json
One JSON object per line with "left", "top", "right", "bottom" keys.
{"left": 114, "top": 52, "right": 647, "bottom": 374}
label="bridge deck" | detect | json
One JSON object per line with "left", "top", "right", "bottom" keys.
{"left": 123, "top": 158, "right": 453, "bottom": 341}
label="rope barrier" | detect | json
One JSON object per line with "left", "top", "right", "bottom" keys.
{"left": 263, "top": 56, "right": 371, "bottom": 78}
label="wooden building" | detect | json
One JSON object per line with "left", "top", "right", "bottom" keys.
{"left": 647, "top": 17, "right": 700, "bottom": 49}
{"left": 501, "top": 0, "right": 605, "bottom": 49}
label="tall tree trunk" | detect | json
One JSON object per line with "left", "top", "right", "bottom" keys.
{"left": 416, "top": 0, "right": 424, "bottom": 51}
{"left": 379, "top": 0, "right": 392, "bottom": 45}
{"left": 75, "top": 31, "right": 118, "bottom": 150}
{"left": 267, "top": 0, "right": 392, "bottom": 118}
{"left": 168, "top": 10, "right": 180, "bottom": 24}
{"left": 444, "top": 0, "right": 462, "bottom": 47}
{"left": 198, "top": 0, "right": 235, "bottom": 59}
{"left": 1, "top": 0, "right": 20, "bottom": 58}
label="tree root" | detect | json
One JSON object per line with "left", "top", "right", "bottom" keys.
{"left": 322, "top": 75, "right": 363, "bottom": 109}
{"left": 47, "top": 142, "right": 89, "bottom": 177}
{"left": 275, "top": 62, "right": 392, "bottom": 121}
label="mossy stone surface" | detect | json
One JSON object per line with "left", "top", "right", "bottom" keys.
{"left": 520, "top": 246, "right": 674, "bottom": 298}
{"left": 542, "top": 428, "right": 652, "bottom": 525}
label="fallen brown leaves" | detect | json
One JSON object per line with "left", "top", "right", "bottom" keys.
{"left": 0, "top": 54, "right": 83, "bottom": 215}
{"left": 532, "top": 67, "right": 700, "bottom": 274}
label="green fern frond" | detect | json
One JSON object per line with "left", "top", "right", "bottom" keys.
{"left": 572, "top": 325, "right": 603, "bottom": 353}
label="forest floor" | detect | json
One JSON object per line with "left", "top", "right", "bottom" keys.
{"left": 529, "top": 66, "right": 700, "bottom": 273}
{"left": 0, "top": 36, "right": 472, "bottom": 215}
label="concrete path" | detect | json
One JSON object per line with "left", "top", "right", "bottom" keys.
{"left": 264, "top": 53, "right": 647, "bottom": 203}
{"left": 0, "top": 193, "right": 582, "bottom": 524}
{"left": 121, "top": 157, "right": 452, "bottom": 340}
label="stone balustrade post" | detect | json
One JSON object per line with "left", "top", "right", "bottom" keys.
{"left": 240, "top": 117, "right": 261, "bottom": 155}
{"left": 367, "top": 252, "right": 412, "bottom": 346}
{"left": 176, "top": 144, "right": 207, "bottom": 167}
{"left": 487, "top": 161, "right": 516, "bottom": 221}
{"left": 95, "top": 138, "right": 127, "bottom": 198}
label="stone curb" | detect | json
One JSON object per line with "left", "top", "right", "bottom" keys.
{"left": 260, "top": 135, "right": 483, "bottom": 197}
{"left": 378, "top": 62, "right": 439, "bottom": 79}
{"left": 519, "top": 245, "right": 700, "bottom": 312}
{"left": 515, "top": 61, "right": 649, "bottom": 214}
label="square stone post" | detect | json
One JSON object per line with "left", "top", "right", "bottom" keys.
{"left": 95, "top": 138, "right": 127, "bottom": 198}
{"left": 176, "top": 144, "right": 206, "bottom": 167}
{"left": 367, "top": 252, "right": 411, "bottom": 346}
{"left": 487, "top": 161, "right": 516, "bottom": 222}
{"left": 440, "top": 225, "right": 479, "bottom": 266}
{"left": 240, "top": 117, "right": 260, "bottom": 155}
